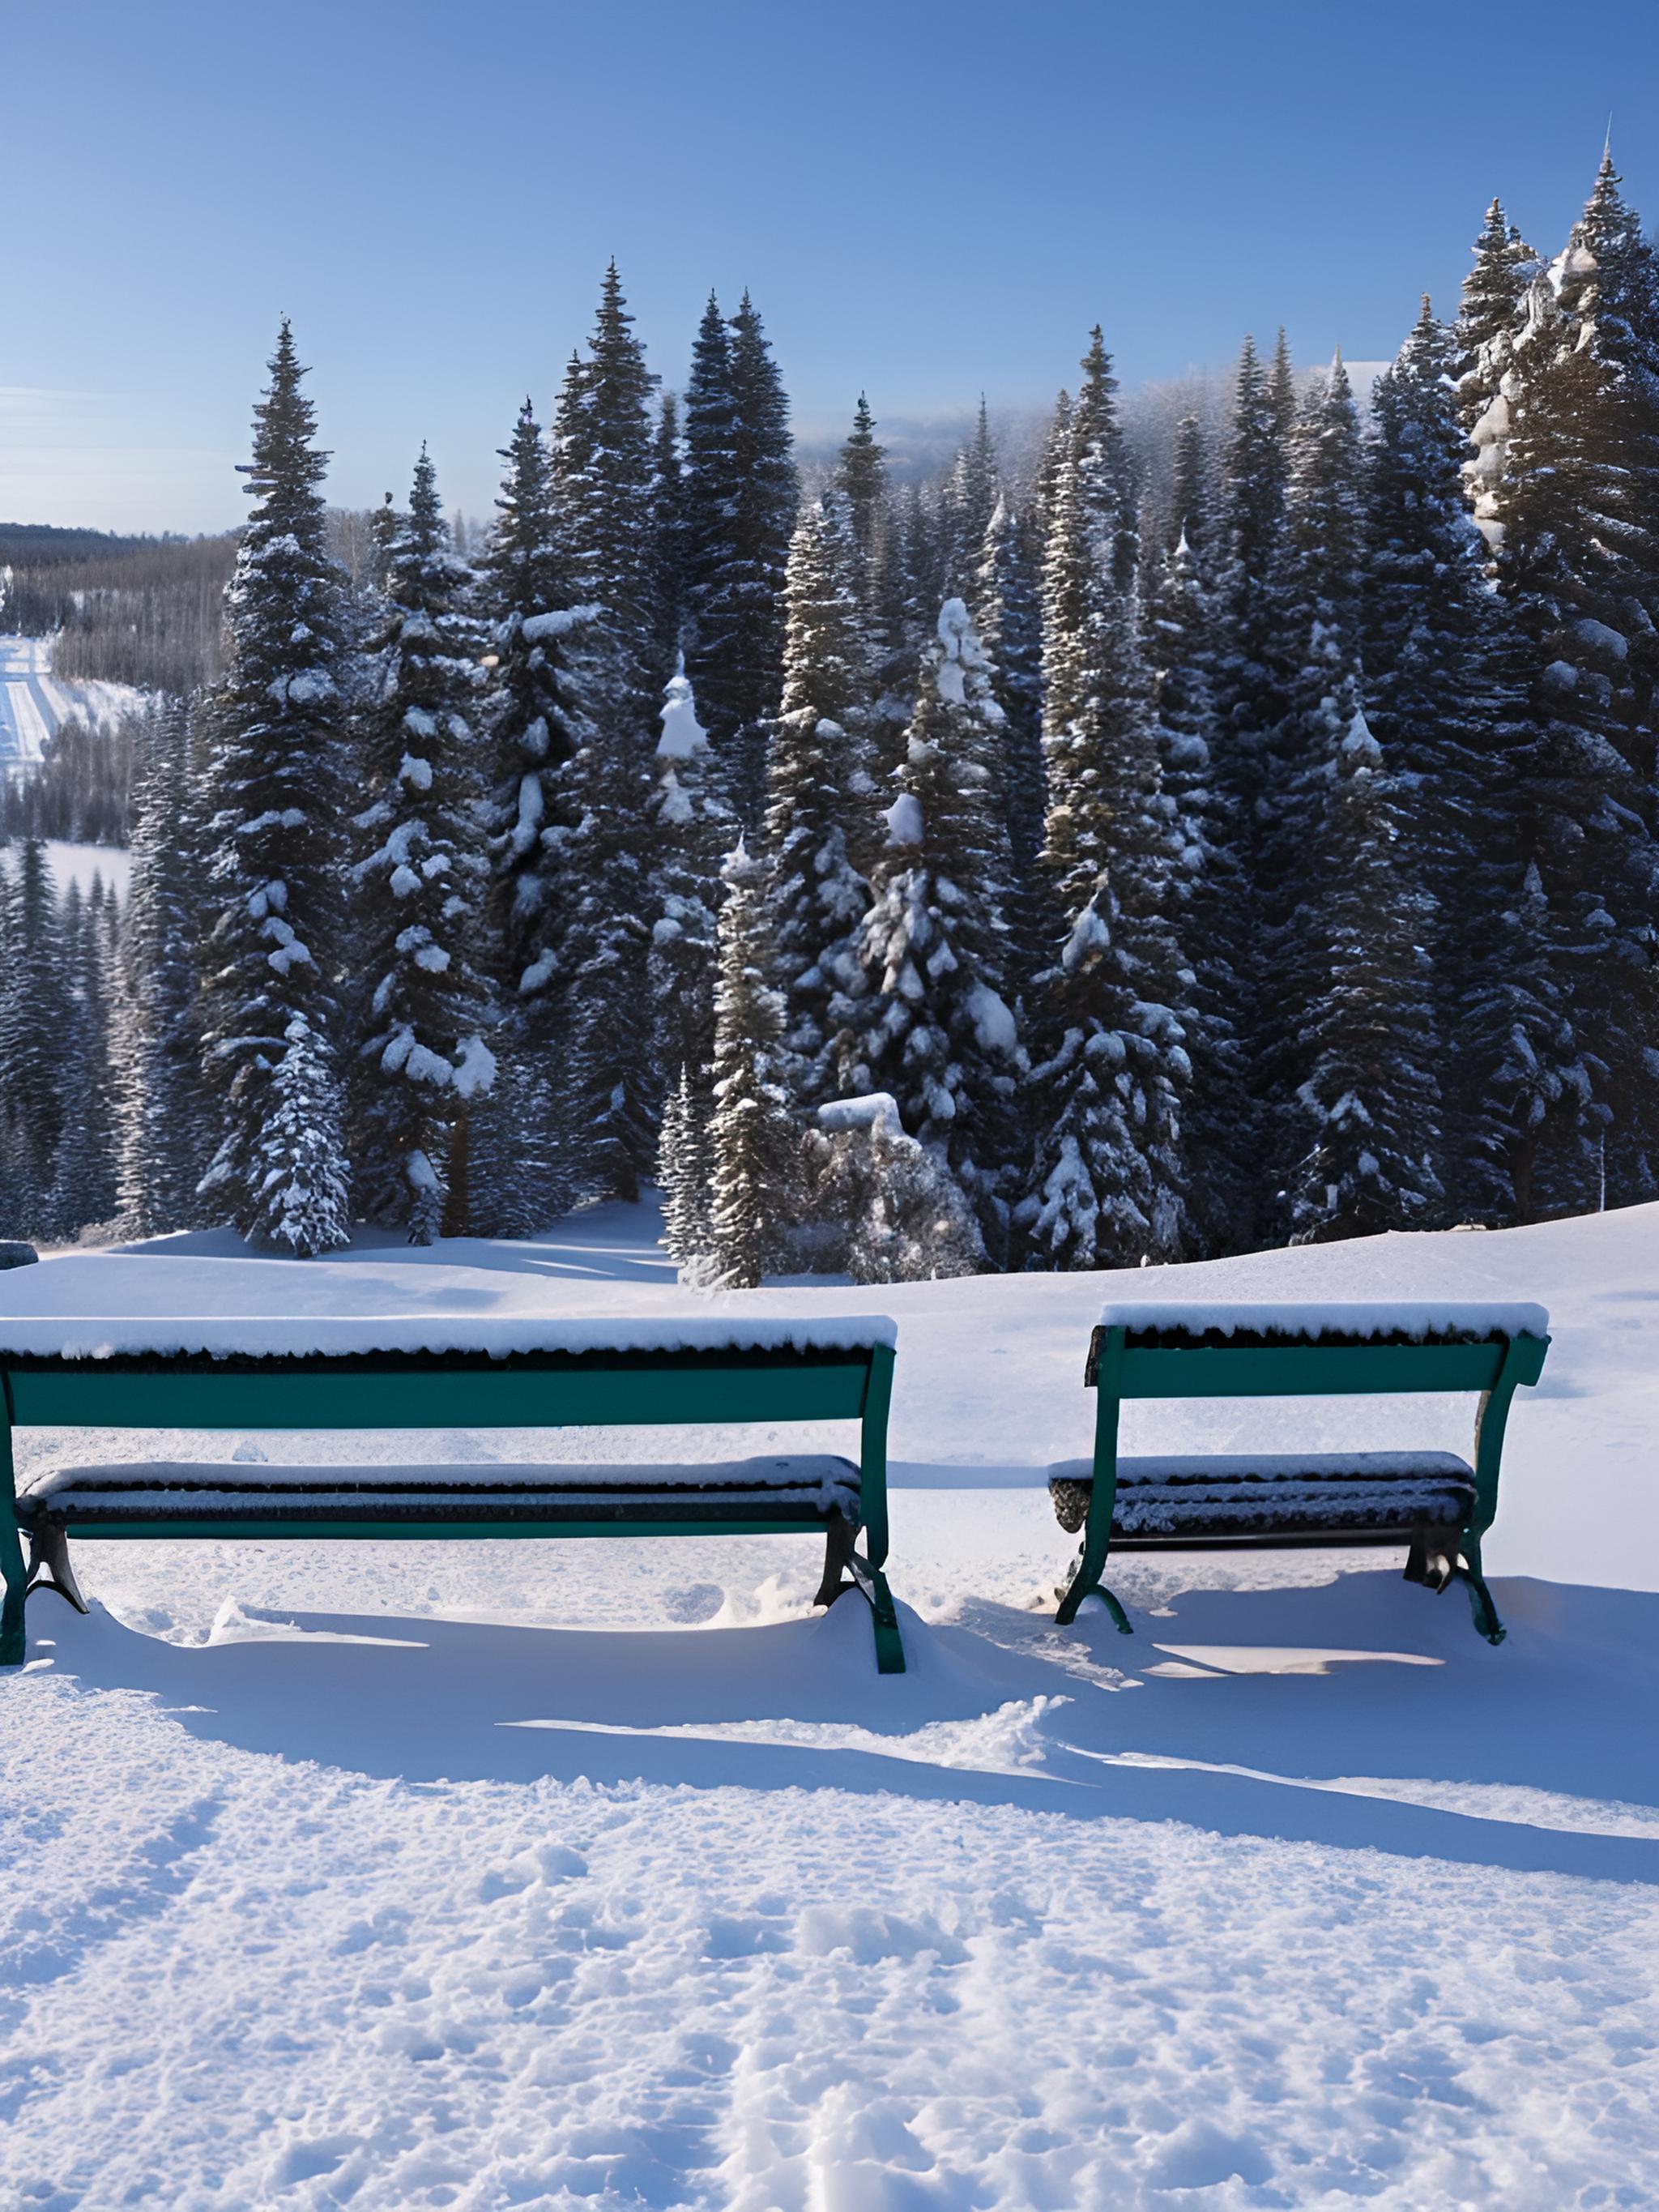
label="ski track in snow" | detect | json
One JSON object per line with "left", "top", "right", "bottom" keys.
{"left": 3, "top": 1200, "right": 1659, "bottom": 2207}
{"left": 0, "top": 632, "right": 139, "bottom": 775}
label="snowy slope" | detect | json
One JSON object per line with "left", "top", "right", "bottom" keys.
{"left": 2, "top": 1202, "right": 1657, "bottom": 2208}
{"left": 0, "top": 631, "right": 139, "bottom": 771}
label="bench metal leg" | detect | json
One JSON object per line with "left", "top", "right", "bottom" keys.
{"left": 23, "top": 1525, "right": 89, "bottom": 1616}
{"left": 1056, "top": 1332, "right": 1133, "bottom": 1637}
{"left": 1, "top": 1524, "right": 24, "bottom": 1668}
{"left": 1405, "top": 1523, "right": 1505, "bottom": 1645}
{"left": 1457, "top": 1536, "right": 1506, "bottom": 1646}
{"left": 1056, "top": 1542, "right": 1132, "bottom": 1635}
{"left": 832, "top": 1545, "right": 905, "bottom": 1674}
{"left": 813, "top": 1511, "right": 857, "bottom": 1608}
{"left": 813, "top": 1508, "right": 904, "bottom": 1673}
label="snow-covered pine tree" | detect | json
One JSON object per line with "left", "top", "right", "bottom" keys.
{"left": 1262, "top": 357, "right": 1369, "bottom": 915}
{"left": 1265, "top": 357, "right": 1448, "bottom": 1239}
{"left": 1144, "top": 421, "right": 1256, "bottom": 1254}
{"left": 1022, "top": 334, "right": 1190, "bottom": 1270}
{"left": 850, "top": 597, "right": 1020, "bottom": 1256}
{"left": 800, "top": 1092, "right": 986, "bottom": 1283}
{"left": 646, "top": 660, "right": 729, "bottom": 1113}
{"left": 196, "top": 321, "right": 352, "bottom": 1255}
{"left": 1462, "top": 860, "right": 1605, "bottom": 1221}
{"left": 115, "top": 696, "right": 207, "bottom": 1234}
{"left": 1455, "top": 197, "right": 1542, "bottom": 548}
{"left": 1032, "top": 390, "right": 1073, "bottom": 552}
{"left": 548, "top": 263, "right": 662, "bottom": 1202}
{"left": 657, "top": 1061, "right": 715, "bottom": 1279}
{"left": 706, "top": 840, "right": 798, "bottom": 1289}
{"left": 254, "top": 1014, "right": 352, "bottom": 1258}
{"left": 352, "top": 449, "right": 497, "bottom": 1243}
{"left": 1211, "top": 335, "right": 1293, "bottom": 853}
{"left": 45, "top": 876, "right": 121, "bottom": 1239}
{"left": 972, "top": 494, "right": 1046, "bottom": 899}
{"left": 764, "top": 493, "right": 875, "bottom": 1099}
{"left": 475, "top": 395, "right": 595, "bottom": 1235}
{"left": 680, "top": 291, "right": 740, "bottom": 705}
{"left": 1362, "top": 297, "right": 1542, "bottom": 1223}
{"left": 940, "top": 399, "right": 1000, "bottom": 594}
{"left": 1488, "top": 151, "right": 1659, "bottom": 1208}
{"left": 681, "top": 292, "right": 795, "bottom": 819}
{"left": 837, "top": 392, "right": 888, "bottom": 581}
{"left": 651, "top": 391, "right": 687, "bottom": 679}
{"left": 0, "top": 838, "right": 66, "bottom": 1228}
{"left": 1285, "top": 708, "right": 1444, "bottom": 1241}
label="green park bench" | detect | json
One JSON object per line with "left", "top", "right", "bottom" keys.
{"left": 1, "top": 1317, "right": 903, "bottom": 1673}
{"left": 1047, "top": 1303, "right": 1550, "bottom": 1646}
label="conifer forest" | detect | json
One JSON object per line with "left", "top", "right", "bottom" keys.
{"left": 4, "top": 155, "right": 1657, "bottom": 1283}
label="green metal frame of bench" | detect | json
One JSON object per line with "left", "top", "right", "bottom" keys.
{"left": 1055, "top": 1322, "right": 1550, "bottom": 1646}
{"left": 0, "top": 1339, "right": 903, "bottom": 1673}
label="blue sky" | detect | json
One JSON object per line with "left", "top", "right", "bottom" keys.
{"left": 2, "top": 0, "right": 1654, "bottom": 533}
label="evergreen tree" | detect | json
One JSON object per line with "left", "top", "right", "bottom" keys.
{"left": 1213, "top": 333, "right": 1294, "bottom": 825}
{"left": 1145, "top": 437, "right": 1255, "bottom": 1253}
{"left": 1262, "top": 356, "right": 1369, "bottom": 924}
{"left": 1023, "top": 333, "right": 1189, "bottom": 1269}
{"left": 682, "top": 290, "right": 795, "bottom": 818}
{"left": 1265, "top": 357, "right": 1451, "bottom": 1240}
{"left": 549, "top": 264, "right": 662, "bottom": 1201}
{"left": 476, "top": 395, "right": 595, "bottom": 1234}
{"left": 657, "top": 1061, "right": 715, "bottom": 1278}
{"left": 972, "top": 493, "right": 1046, "bottom": 895}
{"left": 1490, "top": 152, "right": 1659, "bottom": 1206}
{"left": 1285, "top": 709, "right": 1444, "bottom": 1241}
{"left": 197, "top": 321, "right": 352, "bottom": 1255}
{"left": 0, "top": 838, "right": 65, "bottom": 1226}
{"left": 1455, "top": 197, "right": 1542, "bottom": 552}
{"left": 352, "top": 450, "right": 497, "bottom": 1242}
{"left": 1463, "top": 860, "right": 1605, "bottom": 1221}
{"left": 646, "top": 660, "right": 729, "bottom": 1106}
{"left": 551, "top": 264, "right": 662, "bottom": 713}
{"left": 651, "top": 391, "right": 687, "bottom": 677}
{"left": 836, "top": 392, "right": 888, "bottom": 579}
{"left": 764, "top": 493, "right": 876, "bottom": 1099}
{"left": 940, "top": 399, "right": 1000, "bottom": 592}
{"left": 1362, "top": 297, "right": 1542, "bottom": 1221}
{"left": 45, "top": 877, "right": 121, "bottom": 1239}
{"left": 850, "top": 598, "right": 1021, "bottom": 1251}
{"left": 706, "top": 841, "right": 798, "bottom": 1289}
{"left": 680, "top": 292, "right": 740, "bottom": 703}
{"left": 116, "top": 697, "right": 207, "bottom": 1233}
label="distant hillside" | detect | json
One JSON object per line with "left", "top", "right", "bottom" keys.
{"left": 0, "top": 522, "right": 159, "bottom": 568}
{"left": 2, "top": 532, "right": 239, "bottom": 694}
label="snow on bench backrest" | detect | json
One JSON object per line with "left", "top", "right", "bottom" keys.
{"left": 1095, "top": 1301, "right": 1549, "bottom": 1343}
{"left": 0, "top": 1314, "right": 898, "bottom": 1362}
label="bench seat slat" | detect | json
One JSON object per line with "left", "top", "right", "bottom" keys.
{"left": 1047, "top": 1453, "right": 1476, "bottom": 1539}
{"left": 18, "top": 1454, "right": 861, "bottom": 1525}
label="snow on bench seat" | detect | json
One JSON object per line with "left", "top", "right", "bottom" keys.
{"left": 0, "top": 1315, "right": 898, "bottom": 1361}
{"left": 1047, "top": 1452, "right": 1478, "bottom": 1541}
{"left": 19, "top": 1455, "right": 863, "bottom": 1523}
{"left": 1094, "top": 1301, "right": 1549, "bottom": 1344}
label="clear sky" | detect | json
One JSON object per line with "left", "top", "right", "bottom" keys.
{"left": 3, "top": 0, "right": 1655, "bottom": 535}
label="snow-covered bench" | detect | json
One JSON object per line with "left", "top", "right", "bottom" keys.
{"left": 0, "top": 1317, "right": 903, "bottom": 1673}
{"left": 1048, "top": 1303, "right": 1550, "bottom": 1646}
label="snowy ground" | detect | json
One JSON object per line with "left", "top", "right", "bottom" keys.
{"left": 2, "top": 1203, "right": 1657, "bottom": 2208}
{"left": 0, "top": 633, "right": 139, "bottom": 774}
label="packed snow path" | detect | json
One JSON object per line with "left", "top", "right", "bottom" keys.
{"left": 3, "top": 1202, "right": 1657, "bottom": 2207}
{"left": 0, "top": 631, "right": 139, "bottom": 775}
{"left": 0, "top": 632, "right": 61, "bottom": 770}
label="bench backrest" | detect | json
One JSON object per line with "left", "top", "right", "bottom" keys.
{"left": 0, "top": 1343, "right": 889, "bottom": 1433}
{"left": 1086, "top": 1326, "right": 1550, "bottom": 1401}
